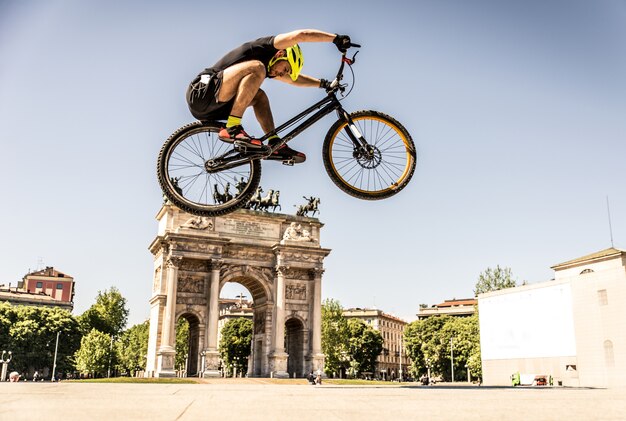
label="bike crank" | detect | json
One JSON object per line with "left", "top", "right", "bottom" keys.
{"left": 204, "top": 147, "right": 268, "bottom": 173}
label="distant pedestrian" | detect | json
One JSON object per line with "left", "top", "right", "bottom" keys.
{"left": 33, "top": 371, "right": 40, "bottom": 382}
{"left": 9, "top": 372, "right": 20, "bottom": 382}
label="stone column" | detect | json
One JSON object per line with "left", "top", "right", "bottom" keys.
{"left": 270, "top": 264, "right": 289, "bottom": 377}
{"left": 311, "top": 268, "right": 325, "bottom": 373}
{"left": 203, "top": 259, "right": 222, "bottom": 377}
{"left": 156, "top": 255, "right": 182, "bottom": 377}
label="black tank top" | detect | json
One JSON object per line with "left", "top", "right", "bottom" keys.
{"left": 201, "top": 36, "right": 277, "bottom": 76}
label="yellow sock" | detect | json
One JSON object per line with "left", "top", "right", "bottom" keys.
{"left": 226, "top": 115, "right": 242, "bottom": 128}
{"left": 266, "top": 134, "right": 279, "bottom": 143}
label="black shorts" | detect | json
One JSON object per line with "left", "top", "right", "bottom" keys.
{"left": 186, "top": 71, "right": 234, "bottom": 121}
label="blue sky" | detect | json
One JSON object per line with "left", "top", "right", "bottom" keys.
{"left": 1, "top": 0, "right": 625, "bottom": 326}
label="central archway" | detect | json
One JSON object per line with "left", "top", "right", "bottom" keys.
{"left": 219, "top": 269, "right": 272, "bottom": 377}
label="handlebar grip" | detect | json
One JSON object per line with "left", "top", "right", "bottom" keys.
{"left": 350, "top": 43, "right": 361, "bottom": 48}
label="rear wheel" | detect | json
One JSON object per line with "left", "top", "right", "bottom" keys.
{"left": 157, "top": 121, "right": 261, "bottom": 216}
{"left": 322, "top": 110, "right": 416, "bottom": 200}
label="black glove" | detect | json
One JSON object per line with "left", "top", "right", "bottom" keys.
{"left": 333, "top": 34, "right": 351, "bottom": 52}
{"left": 319, "top": 79, "right": 332, "bottom": 91}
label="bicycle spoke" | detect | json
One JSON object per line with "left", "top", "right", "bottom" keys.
{"left": 164, "top": 125, "right": 256, "bottom": 208}
{"left": 328, "top": 115, "right": 414, "bottom": 195}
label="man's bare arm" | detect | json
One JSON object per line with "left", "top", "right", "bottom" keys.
{"left": 275, "top": 74, "right": 321, "bottom": 87}
{"left": 274, "top": 29, "right": 335, "bottom": 50}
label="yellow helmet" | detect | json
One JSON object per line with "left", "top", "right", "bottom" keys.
{"left": 268, "top": 44, "right": 304, "bottom": 81}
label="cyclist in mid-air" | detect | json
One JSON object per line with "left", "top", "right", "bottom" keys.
{"left": 186, "top": 29, "right": 352, "bottom": 164}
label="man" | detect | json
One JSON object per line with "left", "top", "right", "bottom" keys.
{"left": 186, "top": 29, "right": 352, "bottom": 164}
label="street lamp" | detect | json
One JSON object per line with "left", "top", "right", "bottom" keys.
{"left": 51, "top": 331, "right": 60, "bottom": 382}
{"left": 398, "top": 338, "right": 403, "bottom": 382}
{"left": 107, "top": 335, "right": 115, "bottom": 378}
{"left": 466, "top": 363, "right": 470, "bottom": 383}
{"left": 426, "top": 358, "right": 431, "bottom": 382}
{"left": 450, "top": 337, "right": 455, "bottom": 382}
{"left": 1, "top": 350, "right": 13, "bottom": 382}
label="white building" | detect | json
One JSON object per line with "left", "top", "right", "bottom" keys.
{"left": 478, "top": 247, "right": 626, "bottom": 387}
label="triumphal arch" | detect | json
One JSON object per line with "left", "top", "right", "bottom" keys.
{"left": 145, "top": 203, "right": 330, "bottom": 378}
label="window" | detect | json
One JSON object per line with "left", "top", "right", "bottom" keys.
{"left": 598, "top": 289, "right": 608, "bottom": 306}
{"left": 36, "top": 282, "right": 43, "bottom": 288}
{"left": 56, "top": 283, "right": 63, "bottom": 290}
{"left": 580, "top": 268, "right": 594, "bottom": 275}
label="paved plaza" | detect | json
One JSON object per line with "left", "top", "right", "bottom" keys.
{"left": 1, "top": 380, "right": 624, "bottom": 421}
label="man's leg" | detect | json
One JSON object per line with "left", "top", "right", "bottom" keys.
{"left": 217, "top": 61, "right": 266, "bottom": 146}
{"left": 218, "top": 61, "right": 266, "bottom": 118}
{"left": 249, "top": 88, "right": 275, "bottom": 134}
{"left": 249, "top": 89, "right": 306, "bottom": 164}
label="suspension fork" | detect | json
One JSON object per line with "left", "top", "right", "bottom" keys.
{"left": 336, "top": 108, "right": 373, "bottom": 155}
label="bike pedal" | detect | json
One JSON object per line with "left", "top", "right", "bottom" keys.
{"left": 282, "top": 159, "right": 295, "bottom": 166}
{"left": 234, "top": 141, "right": 268, "bottom": 154}
{"left": 233, "top": 141, "right": 249, "bottom": 153}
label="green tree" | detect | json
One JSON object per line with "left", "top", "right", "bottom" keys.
{"left": 404, "top": 314, "right": 482, "bottom": 382}
{"left": 321, "top": 298, "right": 349, "bottom": 376}
{"left": 439, "top": 315, "right": 481, "bottom": 381}
{"left": 116, "top": 320, "right": 149, "bottom": 376}
{"left": 474, "top": 266, "right": 516, "bottom": 296}
{"left": 218, "top": 318, "right": 253, "bottom": 376}
{"left": 0, "top": 303, "right": 81, "bottom": 376}
{"left": 346, "top": 319, "right": 383, "bottom": 377}
{"left": 404, "top": 315, "right": 451, "bottom": 378}
{"left": 74, "top": 328, "right": 113, "bottom": 377}
{"left": 175, "top": 317, "right": 189, "bottom": 371}
{"left": 79, "top": 287, "right": 129, "bottom": 336}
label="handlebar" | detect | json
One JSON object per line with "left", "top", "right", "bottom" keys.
{"left": 329, "top": 43, "right": 360, "bottom": 92}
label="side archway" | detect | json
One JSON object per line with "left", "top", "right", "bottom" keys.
{"left": 285, "top": 317, "right": 306, "bottom": 378}
{"left": 176, "top": 312, "right": 201, "bottom": 376}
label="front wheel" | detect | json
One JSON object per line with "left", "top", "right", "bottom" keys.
{"left": 157, "top": 121, "right": 261, "bottom": 216}
{"left": 322, "top": 110, "right": 417, "bottom": 200}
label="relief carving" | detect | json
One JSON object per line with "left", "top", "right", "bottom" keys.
{"left": 180, "top": 259, "right": 208, "bottom": 272}
{"left": 286, "top": 282, "right": 307, "bottom": 301}
{"left": 281, "top": 222, "right": 318, "bottom": 244}
{"left": 220, "top": 264, "right": 274, "bottom": 285}
{"left": 177, "top": 275, "right": 205, "bottom": 294}
{"left": 224, "top": 248, "right": 273, "bottom": 261}
{"left": 282, "top": 252, "right": 324, "bottom": 264}
{"left": 177, "top": 242, "right": 219, "bottom": 254}
{"left": 284, "top": 268, "right": 311, "bottom": 280}
{"left": 181, "top": 216, "right": 214, "bottom": 230}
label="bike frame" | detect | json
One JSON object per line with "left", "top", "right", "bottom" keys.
{"left": 261, "top": 91, "right": 351, "bottom": 149}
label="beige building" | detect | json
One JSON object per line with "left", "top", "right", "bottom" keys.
{"left": 343, "top": 308, "right": 409, "bottom": 380}
{"left": 479, "top": 247, "right": 626, "bottom": 388}
{"left": 417, "top": 298, "right": 477, "bottom": 319}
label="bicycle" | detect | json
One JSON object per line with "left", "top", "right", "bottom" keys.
{"left": 158, "top": 43, "right": 417, "bottom": 217}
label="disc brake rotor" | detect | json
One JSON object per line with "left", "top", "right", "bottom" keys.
{"left": 354, "top": 145, "right": 382, "bottom": 169}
